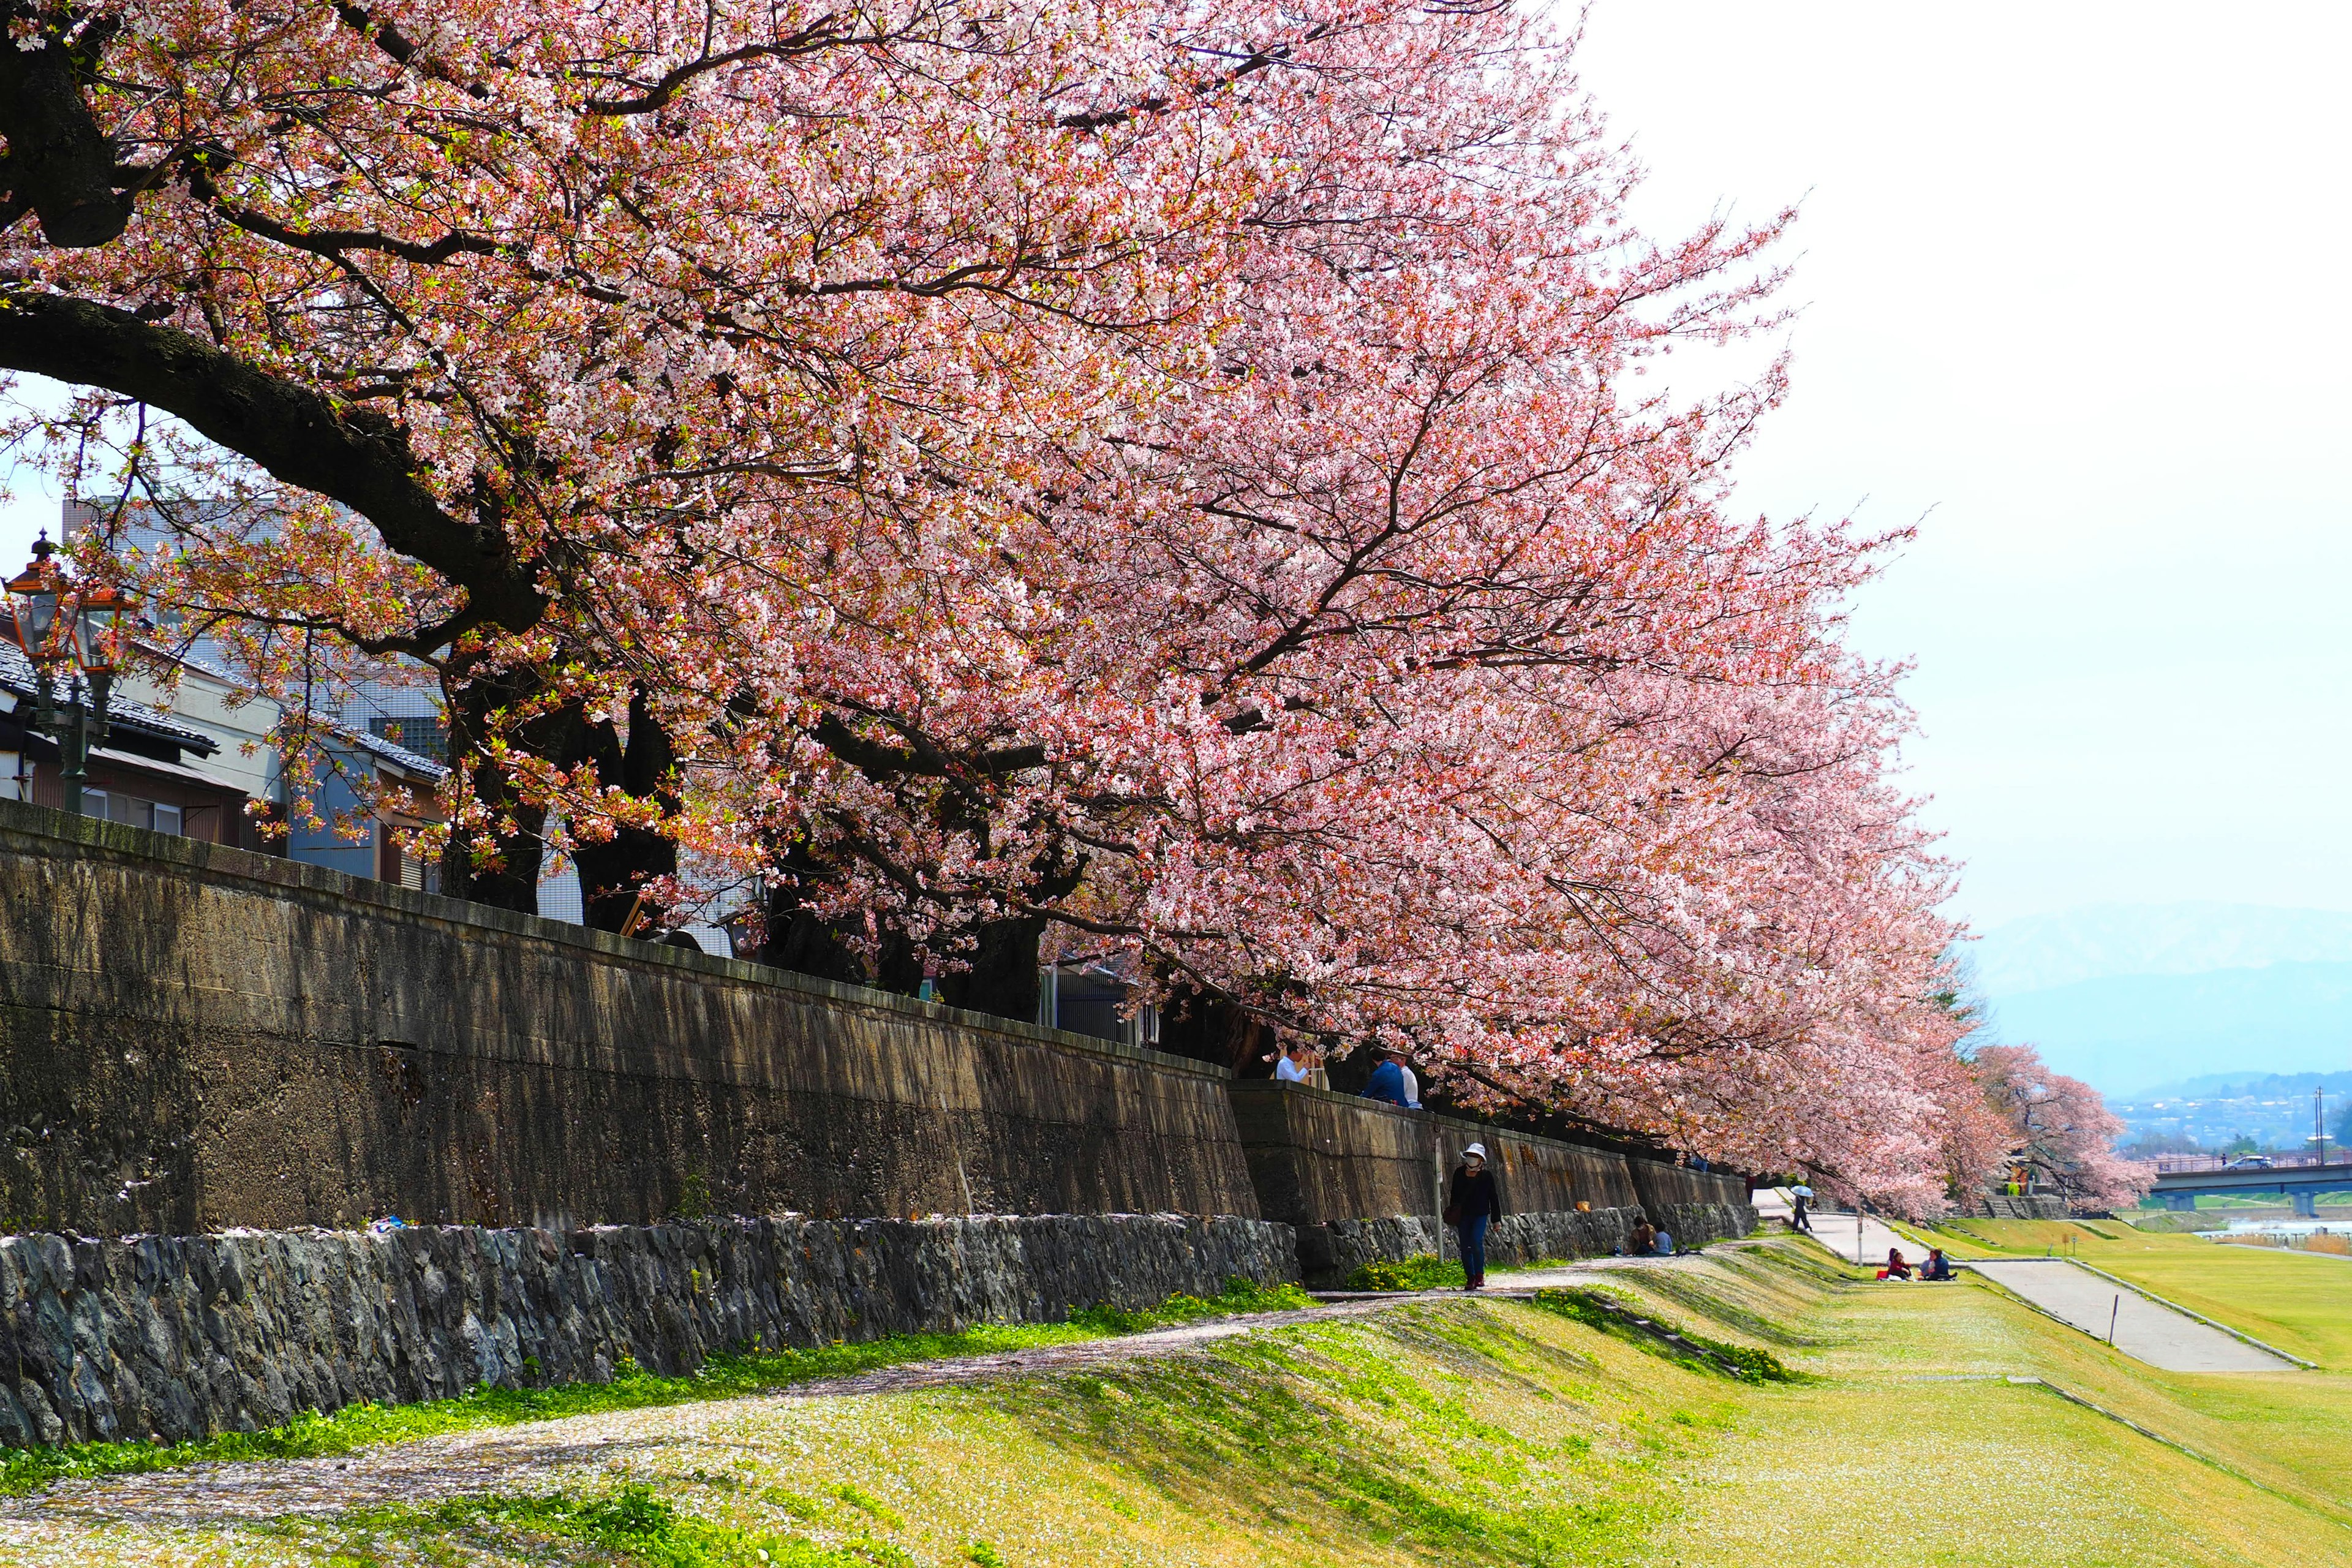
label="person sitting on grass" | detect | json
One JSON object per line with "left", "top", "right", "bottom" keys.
{"left": 1653, "top": 1227, "right": 1675, "bottom": 1256}
{"left": 1883, "top": 1248, "right": 1914, "bottom": 1281}
{"left": 1626, "top": 1215, "right": 1657, "bottom": 1256}
{"left": 1922, "top": 1247, "right": 1954, "bottom": 1281}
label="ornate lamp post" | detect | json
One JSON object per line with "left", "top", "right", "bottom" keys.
{"left": 6, "top": 534, "right": 133, "bottom": 816}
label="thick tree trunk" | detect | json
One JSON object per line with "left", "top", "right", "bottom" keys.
{"left": 748, "top": 838, "right": 871, "bottom": 986}
{"left": 934, "top": 914, "right": 1047, "bottom": 1023}
{"left": 1158, "top": 989, "right": 1274, "bottom": 1074}
{"left": 437, "top": 662, "right": 580, "bottom": 914}
{"left": 573, "top": 687, "right": 682, "bottom": 933}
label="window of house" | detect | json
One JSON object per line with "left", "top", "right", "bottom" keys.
{"left": 85, "top": 790, "right": 183, "bottom": 835}
{"left": 399, "top": 847, "right": 441, "bottom": 894}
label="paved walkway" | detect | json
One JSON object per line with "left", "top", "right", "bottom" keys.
{"left": 1804, "top": 1209, "right": 1923, "bottom": 1268}
{"left": 1800, "top": 1210, "right": 2293, "bottom": 1373}
{"left": 1966, "top": 1261, "right": 2294, "bottom": 1373}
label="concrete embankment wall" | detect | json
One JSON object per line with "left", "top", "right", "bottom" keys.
{"left": 0, "top": 801, "right": 1256, "bottom": 1235}
{"left": 0, "top": 1213, "right": 1297, "bottom": 1447}
{"left": 1227, "top": 1081, "right": 1751, "bottom": 1280}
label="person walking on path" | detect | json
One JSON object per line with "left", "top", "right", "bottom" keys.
{"left": 1790, "top": 1184, "right": 1814, "bottom": 1233}
{"left": 1445, "top": 1143, "right": 1505, "bottom": 1290}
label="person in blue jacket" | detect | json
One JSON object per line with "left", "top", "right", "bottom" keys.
{"left": 1360, "top": 1049, "right": 1416, "bottom": 1107}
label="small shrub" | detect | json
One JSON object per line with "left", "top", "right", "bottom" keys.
{"left": 1068, "top": 1276, "right": 1314, "bottom": 1333}
{"left": 1346, "top": 1254, "right": 1468, "bottom": 1291}
{"left": 674, "top": 1170, "right": 716, "bottom": 1221}
{"left": 1529, "top": 1287, "right": 1799, "bottom": 1384}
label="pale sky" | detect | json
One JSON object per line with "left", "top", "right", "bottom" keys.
{"left": 1574, "top": 1, "right": 2352, "bottom": 929}
{"left": 7, "top": 3, "right": 2350, "bottom": 932}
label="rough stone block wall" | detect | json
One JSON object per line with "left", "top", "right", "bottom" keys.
{"left": 1298, "top": 1201, "right": 1759, "bottom": 1284}
{"left": 0, "top": 802, "right": 1256, "bottom": 1235}
{"left": 0, "top": 1213, "right": 1297, "bottom": 1447}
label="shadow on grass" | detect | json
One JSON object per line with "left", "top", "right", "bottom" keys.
{"left": 973, "top": 1300, "right": 1713, "bottom": 1567}
{"left": 0, "top": 1279, "right": 1315, "bottom": 1498}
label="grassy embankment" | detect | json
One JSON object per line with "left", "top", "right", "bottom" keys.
{"left": 0, "top": 1280, "right": 1317, "bottom": 1497}
{"left": 1888, "top": 1213, "right": 2352, "bottom": 1521}
{"left": 12, "top": 1237, "right": 2352, "bottom": 1567}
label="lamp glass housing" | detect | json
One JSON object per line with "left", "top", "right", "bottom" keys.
{"left": 72, "top": 586, "right": 131, "bottom": 673}
{"left": 5, "top": 540, "right": 71, "bottom": 666}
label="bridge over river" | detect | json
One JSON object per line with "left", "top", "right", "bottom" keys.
{"left": 2147, "top": 1156, "right": 2352, "bottom": 1215}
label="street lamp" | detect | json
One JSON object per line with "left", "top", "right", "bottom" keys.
{"left": 6, "top": 534, "right": 133, "bottom": 816}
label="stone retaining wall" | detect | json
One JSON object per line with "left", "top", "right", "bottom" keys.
{"left": 1229, "top": 1080, "right": 1743, "bottom": 1232}
{"left": 0, "top": 801, "right": 1256, "bottom": 1235}
{"left": 0, "top": 1213, "right": 1296, "bottom": 1447}
{"left": 1300, "top": 1202, "right": 1758, "bottom": 1285}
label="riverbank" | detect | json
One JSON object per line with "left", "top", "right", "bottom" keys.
{"left": 6, "top": 1237, "right": 2346, "bottom": 1566}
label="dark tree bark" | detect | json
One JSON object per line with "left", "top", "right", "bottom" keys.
{"left": 934, "top": 914, "right": 1049, "bottom": 1023}
{"left": 0, "top": 6, "right": 132, "bottom": 246}
{"left": 1154, "top": 987, "right": 1273, "bottom": 1074}
{"left": 438, "top": 661, "right": 581, "bottom": 913}
{"left": 573, "top": 686, "right": 681, "bottom": 933}
{"left": 741, "top": 840, "right": 926, "bottom": 993}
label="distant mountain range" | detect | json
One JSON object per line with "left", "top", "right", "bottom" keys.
{"left": 1966, "top": 903, "right": 2352, "bottom": 1098}
{"left": 1967, "top": 902, "right": 2352, "bottom": 996}
{"left": 2124, "top": 1069, "right": 2352, "bottom": 1102}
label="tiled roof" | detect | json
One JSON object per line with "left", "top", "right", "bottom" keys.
{"left": 333, "top": 723, "right": 449, "bottom": 780}
{"left": 0, "top": 639, "right": 219, "bottom": 755}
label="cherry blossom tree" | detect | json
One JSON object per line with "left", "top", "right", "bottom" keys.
{"left": 1968, "top": 1044, "right": 2149, "bottom": 1212}
{"left": 2, "top": 0, "right": 1343, "bottom": 907}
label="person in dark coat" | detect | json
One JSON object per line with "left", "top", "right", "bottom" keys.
{"left": 1446, "top": 1143, "right": 1505, "bottom": 1289}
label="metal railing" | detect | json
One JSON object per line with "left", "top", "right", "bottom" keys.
{"left": 2143, "top": 1152, "right": 2345, "bottom": 1174}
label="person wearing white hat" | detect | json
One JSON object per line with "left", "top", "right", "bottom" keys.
{"left": 1442, "top": 1143, "right": 1505, "bottom": 1289}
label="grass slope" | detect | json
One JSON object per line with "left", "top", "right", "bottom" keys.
{"left": 0, "top": 1279, "right": 1316, "bottom": 1497}
{"left": 8, "top": 1242, "right": 2350, "bottom": 1567}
